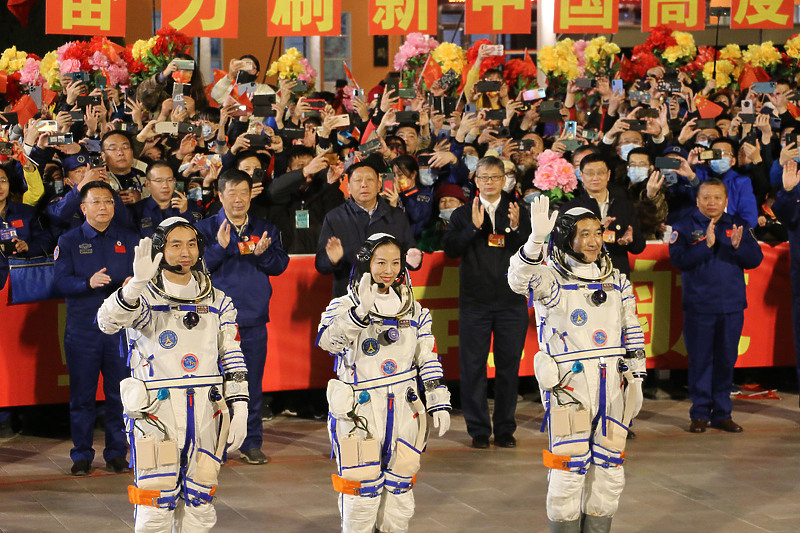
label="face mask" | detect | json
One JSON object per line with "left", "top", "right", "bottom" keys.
{"left": 439, "top": 207, "right": 456, "bottom": 221}
{"left": 523, "top": 191, "right": 541, "bottom": 203}
{"left": 202, "top": 124, "right": 213, "bottom": 139}
{"left": 574, "top": 168, "right": 581, "bottom": 181}
{"left": 696, "top": 139, "right": 710, "bottom": 148}
{"left": 503, "top": 175, "right": 516, "bottom": 193}
{"left": 464, "top": 155, "right": 479, "bottom": 173}
{"left": 627, "top": 166, "right": 649, "bottom": 184}
{"left": 187, "top": 188, "right": 203, "bottom": 201}
{"left": 53, "top": 180, "right": 64, "bottom": 195}
{"left": 419, "top": 168, "right": 436, "bottom": 187}
{"left": 709, "top": 158, "right": 731, "bottom": 175}
{"left": 619, "top": 143, "right": 641, "bottom": 162}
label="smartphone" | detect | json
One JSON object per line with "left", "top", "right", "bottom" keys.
{"left": 522, "top": 88, "right": 546, "bottom": 101}
{"left": 382, "top": 174, "right": 394, "bottom": 192}
{"left": 252, "top": 94, "right": 276, "bottom": 117}
{"left": 154, "top": 122, "right": 179, "bottom": 135}
{"left": 581, "top": 129, "right": 598, "bottom": 140}
{"left": 37, "top": 120, "right": 58, "bottom": 133}
{"left": 484, "top": 109, "right": 506, "bottom": 121}
{"left": 575, "top": 77, "right": 597, "bottom": 89}
{"left": 69, "top": 71, "right": 89, "bottom": 83}
{"left": 629, "top": 91, "right": 651, "bottom": 103}
{"left": 785, "top": 133, "right": 798, "bottom": 146}
{"left": 358, "top": 138, "right": 382, "bottom": 156}
{"left": 89, "top": 155, "right": 105, "bottom": 169}
{"left": 482, "top": 44, "right": 504, "bottom": 56}
{"left": 177, "top": 123, "right": 200, "bottom": 135}
{"left": 305, "top": 99, "right": 327, "bottom": 110}
{"left": 0, "top": 112, "right": 19, "bottom": 125}
{"left": 769, "top": 116, "right": 781, "bottom": 130}
{"left": 639, "top": 108, "right": 660, "bottom": 119}
{"left": 174, "top": 181, "right": 185, "bottom": 193}
{"left": 68, "top": 110, "right": 85, "bottom": 122}
{"left": 655, "top": 157, "right": 681, "bottom": 170}
{"left": 329, "top": 115, "right": 351, "bottom": 129}
{"left": 397, "top": 87, "right": 416, "bottom": 99}
{"left": 236, "top": 71, "right": 257, "bottom": 85}
{"left": 0, "top": 142, "right": 13, "bottom": 156}
{"left": 76, "top": 95, "right": 101, "bottom": 108}
{"left": 83, "top": 139, "right": 102, "bottom": 153}
{"left": 431, "top": 96, "right": 457, "bottom": 116}
{"left": 117, "top": 122, "right": 138, "bottom": 133}
{"left": 540, "top": 101, "right": 562, "bottom": 112}
{"left": 283, "top": 127, "right": 306, "bottom": 139}
{"left": 465, "top": 103, "right": 477, "bottom": 115}
{"left": 700, "top": 149, "right": 723, "bottom": 161}
{"left": 519, "top": 139, "right": 537, "bottom": 151}
{"left": 564, "top": 121, "right": 577, "bottom": 136}
{"left": 752, "top": 82, "right": 776, "bottom": 94}
{"left": 624, "top": 119, "right": 647, "bottom": 131}
{"left": 740, "top": 100, "right": 754, "bottom": 114}
{"left": 562, "top": 139, "right": 581, "bottom": 151}
{"left": 476, "top": 80, "right": 502, "bottom": 93}
{"left": 657, "top": 81, "right": 682, "bottom": 93}
{"left": 416, "top": 154, "right": 433, "bottom": 167}
{"left": 245, "top": 134, "right": 271, "bottom": 148}
{"left": 251, "top": 167, "right": 265, "bottom": 185}
{"left": 353, "top": 88, "right": 365, "bottom": 99}
{"left": 95, "top": 75, "right": 107, "bottom": 90}
{"left": 47, "top": 133, "right": 74, "bottom": 145}
{"left": 611, "top": 79, "right": 624, "bottom": 94}
{"left": 395, "top": 111, "right": 420, "bottom": 124}
{"left": 695, "top": 118, "right": 717, "bottom": 129}
{"left": 740, "top": 113, "right": 756, "bottom": 124}
{"left": 173, "top": 59, "right": 195, "bottom": 71}
{"left": 290, "top": 80, "right": 308, "bottom": 93}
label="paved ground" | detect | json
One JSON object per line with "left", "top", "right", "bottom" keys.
{"left": 1, "top": 392, "right": 799, "bottom": 532}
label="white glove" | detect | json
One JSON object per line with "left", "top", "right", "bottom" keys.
{"left": 628, "top": 381, "right": 644, "bottom": 421}
{"left": 227, "top": 401, "right": 248, "bottom": 450}
{"left": 432, "top": 410, "right": 450, "bottom": 437}
{"left": 354, "top": 272, "right": 378, "bottom": 320}
{"left": 524, "top": 195, "right": 558, "bottom": 257}
{"left": 122, "top": 237, "right": 162, "bottom": 303}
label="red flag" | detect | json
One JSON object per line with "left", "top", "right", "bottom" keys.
{"left": 739, "top": 65, "right": 770, "bottom": 90}
{"left": 0, "top": 72, "right": 7, "bottom": 93}
{"left": 788, "top": 102, "right": 800, "bottom": 118}
{"left": 343, "top": 61, "right": 359, "bottom": 89}
{"left": 421, "top": 56, "right": 443, "bottom": 88}
{"left": 456, "top": 61, "right": 474, "bottom": 96}
{"left": 213, "top": 69, "right": 227, "bottom": 84}
{"left": 232, "top": 91, "right": 253, "bottom": 113}
{"left": 694, "top": 94, "right": 723, "bottom": 119}
{"left": 42, "top": 87, "right": 58, "bottom": 107}
{"left": 12, "top": 95, "right": 37, "bottom": 124}
{"left": 7, "top": 0, "right": 38, "bottom": 27}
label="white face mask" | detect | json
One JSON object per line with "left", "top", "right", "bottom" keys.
{"left": 464, "top": 155, "right": 479, "bottom": 173}
{"left": 619, "top": 142, "right": 641, "bottom": 161}
{"left": 503, "top": 175, "right": 516, "bottom": 193}
{"left": 419, "top": 168, "right": 436, "bottom": 187}
{"left": 439, "top": 207, "right": 456, "bottom": 221}
{"left": 627, "top": 166, "right": 649, "bottom": 184}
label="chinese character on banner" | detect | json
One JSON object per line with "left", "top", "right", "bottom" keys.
{"left": 163, "top": 0, "right": 238, "bottom": 38}
{"left": 642, "top": 0, "right": 704, "bottom": 31}
{"left": 554, "top": 0, "right": 618, "bottom": 34}
{"left": 267, "top": 0, "right": 341, "bottom": 36}
{"left": 731, "top": 0, "right": 793, "bottom": 29}
{"left": 368, "top": 0, "right": 437, "bottom": 35}
{"left": 464, "top": 0, "right": 532, "bottom": 35}
{"left": 45, "top": 0, "right": 126, "bottom": 36}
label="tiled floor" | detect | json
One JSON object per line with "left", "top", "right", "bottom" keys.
{"left": 1, "top": 393, "right": 799, "bottom": 532}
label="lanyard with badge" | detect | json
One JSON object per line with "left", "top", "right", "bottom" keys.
{"left": 295, "top": 200, "right": 309, "bottom": 229}
{"left": 0, "top": 221, "right": 17, "bottom": 243}
{"left": 233, "top": 217, "right": 259, "bottom": 254}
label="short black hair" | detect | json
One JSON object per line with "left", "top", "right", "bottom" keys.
{"left": 698, "top": 177, "right": 728, "bottom": 196}
{"left": 579, "top": 153, "right": 609, "bottom": 172}
{"left": 240, "top": 54, "right": 261, "bottom": 73}
{"left": 218, "top": 169, "right": 253, "bottom": 193}
{"left": 100, "top": 130, "right": 132, "bottom": 149}
{"left": 234, "top": 150, "right": 266, "bottom": 169}
{"left": 80, "top": 180, "right": 115, "bottom": 202}
{"left": 627, "top": 147, "right": 652, "bottom": 165}
{"left": 571, "top": 144, "right": 600, "bottom": 164}
{"left": 146, "top": 160, "right": 174, "bottom": 180}
{"left": 347, "top": 161, "right": 380, "bottom": 179}
{"left": 711, "top": 137, "right": 738, "bottom": 154}
{"left": 286, "top": 145, "right": 315, "bottom": 166}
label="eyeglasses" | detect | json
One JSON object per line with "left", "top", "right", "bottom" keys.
{"left": 475, "top": 175, "right": 504, "bottom": 183}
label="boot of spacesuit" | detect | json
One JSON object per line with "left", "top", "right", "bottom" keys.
{"left": 548, "top": 519, "right": 581, "bottom": 533}
{"left": 581, "top": 514, "right": 613, "bottom": 533}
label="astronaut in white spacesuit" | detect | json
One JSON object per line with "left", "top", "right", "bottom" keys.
{"left": 97, "top": 217, "right": 249, "bottom": 533}
{"left": 317, "top": 233, "right": 451, "bottom": 533}
{"left": 507, "top": 197, "right": 646, "bottom": 533}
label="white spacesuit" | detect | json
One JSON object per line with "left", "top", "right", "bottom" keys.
{"left": 317, "top": 233, "right": 451, "bottom": 533}
{"left": 97, "top": 218, "right": 249, "bottom": 533}
{"left": 507, "top": 199, "right": 645, "bottom": 533}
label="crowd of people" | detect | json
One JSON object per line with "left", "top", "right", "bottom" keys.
{"left": 3, "top": 32, "right": 800, "bottom": 532}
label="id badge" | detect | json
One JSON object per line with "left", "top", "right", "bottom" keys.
{"left": 0, "top": 227, "right": 18, "bottom": 241}
{"left": 602, "top": 229, "right": 616, "bottom": 244}
{"left": 488, "top": 234, "right": 505, "bottom": 247}
{"left": 295, "top": 209, "right": 310, "bottom": 229}
{"left": 237, "top": 235, "right": 260, "bottom": 255}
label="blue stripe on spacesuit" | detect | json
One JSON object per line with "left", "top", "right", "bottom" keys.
{"left": 382, "top": 394, "right": 395, "bottom": 467}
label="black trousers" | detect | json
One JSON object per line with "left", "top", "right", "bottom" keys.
{"left": 458, "top": 304, "right": 530, "bottom": 439}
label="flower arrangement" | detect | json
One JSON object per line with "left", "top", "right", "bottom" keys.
{"left": 619, "top": 47, "right": 660, "bottom": 83}
{"left": 266, "top": 47, "right": 318, "bottom": 90}
{"left": 431, "top": 42, "right": 466, "bottom": 76}
{"left": 584, "top": 36, "right": 620, "bottom": 77}
{"left": 538, "top": 39, "right": 579, "bottom": 88}
{"left": 534, "top": 150, "right": 578, "bottom": 202}
{"left": 19, "top": 56, "right": 44, "bottom": 86}
{"left": 680, "top": 46, "right": 716, "bottom": 84}
{"left": 39, "top": 51, "right": 59, "bottom": 89}
{"left": 503, "top": 54, "right": 538, "bottom": 95}
{"left": 465, "top": 39, "right": 505, "bottom": 78}
{"left": 394, "top": 33, "right": 439, "bottom": 88}
{"left": 743, "top": 42, "right": 781, "bottom": 70}
{"left": 662, "top": 31, "right": 696, "bottom": 67}
{"left": 702, "top": 58, "right": 737, "bottom": 89}
{"left": 125, "top": 26, "right": 192, "bottom": 84}
{"left": 0, "top": 46, "right": 28, "bottom": 74}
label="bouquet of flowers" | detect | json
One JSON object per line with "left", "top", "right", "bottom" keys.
{"left": 0, "top": 46, "right": 29, "bottom": 102}
{"left": 430, "top": 42, "right": 466, "bottom": 76}
{"left": 266, "top": 47, "right": 318, "bottom": 92}
{"left": 465, "top": 39, "right": 506, "bottom": 79}
{"left": 619, "top": 44, "right": 660, "bottom": 83}
{"left": 124, "top": 26, "right": 192, "bottom": 85}
{"left": 702, "top": 58, "right": 738, "bottom": 89}
{"left": 742, "top": 42, "right": 793, "bottom": 79}
{"left": 661, "top": 31, "right": 696, "bottom": 68}
{"left": 680, "top": 45, "right": 716, "bottom": 84}
{"left": 584, "top": 36, "right": 620, "bottom": 77}
{"left": 538, "top": 39, "right": 579, "bottom": 89}
{"left": 504, "top": 53, "right": 538, "bottom": 96}
{"left": 533, "top": 150, "right": 578, "bottom": 203}
{"left": 394, "top": 33, "right": 439, "bottom": 88}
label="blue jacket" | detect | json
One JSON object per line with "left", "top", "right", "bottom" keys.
{"left": 400, "top": 186, "right": 434, "bottom": 240}
{"left": 694, "top": 165, "right": 758, "bottom": 227}
{"left": 195, "top": 209, "right": 290, "bottom": 327}
{"left": 771, "top": 187, "right": 800, "bottom": 295}
{"left": 54, "top": 221, "right": 138, "bottom": 329}
{"left": 129, "top": 196, "right": 202, "bottom": 237}
{"left": 669, "top": 209, "right": 763, "bottom": 314}
{"left": 45, "top": 186, "right": 133, "bottom": 237}
{"left": 1, "top": 201, "right": 53, "bottom": 257}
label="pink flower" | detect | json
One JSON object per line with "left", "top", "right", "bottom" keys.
{"left": 393, "top": 32, "right": 439, "bottom": 71}
{"left": 342, "top": 85, "right": 355, "bottom": 112}
{"left": 55, "top": 42, "right": 75, "bottom": 62}
{"left": 536, "top": 149, "right": 562, "bottom": 167}
{"left": 20, "top": 57, "right": 43, "bottom": 85}
{"left": 59, "top": 58, "right": 81, "bottom": 74}
{"left": 574, "top": 39, "right": 588, "bottom": 75}
{"left": 88, "top": 51, "right": 110, "bottom": 71}
{"left": 106, "top": 62, "right": 129, "bottom": 86}
{"left": 296, "top": 58, "right": 317, "bottom": 83}
{"left": 534, "top": 150, "right": 577, "bottom": 192}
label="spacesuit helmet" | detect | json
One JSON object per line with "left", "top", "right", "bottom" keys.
{"left": 549, "top": 207, "right": 613, "bottom": 278}
{"left": 151, "top": 217, "right": 206, "bottom": 273}
{"left": 349, "top": 233, "right": 414, "bottom": 317}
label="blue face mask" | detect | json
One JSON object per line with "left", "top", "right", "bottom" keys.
{"left": 419, "top": 168, "right": 436, "bottom": 187}
{"left": 619, "top": 143, "right": 641, "bottom": 162}
{"left": 574, "top": 168, "right": 581, "bottom": 181}
{"left": 523, "top": 191, "right": 541, "bottom": 203}
{"left": 439, "top": 207, "right": 456, "bottom": 221}
{"left": 696, "top": 139, "right": 710, "bottom": 148}
{"left": 627, "top": 166, "right": 649, "bottom": 184}
{"left": 202, "top": 124, "right": 213, "bottom": 139}
{"left": 464, "top": 155, "right": 479, "bottom": 173}
{"left": 709, "top": 158, "right": 731, "bottom": 175}
{"left": 187, "top": 188, "right": 203, "bottom": 201}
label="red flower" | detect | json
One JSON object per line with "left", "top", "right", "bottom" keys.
{"left": 645, "top": 25, "right": 677, "bottom": 52}
{"left": 465, "top": 39, "right": 505, "bottom": 78}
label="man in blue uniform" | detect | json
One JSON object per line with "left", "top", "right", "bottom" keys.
{"left": 669, "top": 178, "right": 763, "bottom": 434}
{"left": 772, "top": 159, "right": 800, "bottom": 406}
{"left": 195, "top": 169, "right": 290, "bottom": 465}
{"left": 54, "top": 181, "right": 139, "bottom": 475}
{"left": 130, "top": 161, "right": 201, "bottom": 237}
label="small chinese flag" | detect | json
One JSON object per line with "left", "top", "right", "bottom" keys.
{"left": 788, "top": 102, "right": 800, "bottom": 118}
{"left": 343, "top": 61, "right": 359, "bottom": 89}
{"left": 42, "top": 87, "right": 58, "bottom": 107}
{"left": 694, "top": 95, "right": 723, "bottom": 119}
{"left": 12, "top": 95, "right": 38, "bottom": 124}
{"left": 0, "top": 72, "right": 7, "bottom": 93}
{"left": 421, "top": 57, "right": 443, "bottom": 88}
{"left": 739, "top": 65, "right": 770, "bottom": 90}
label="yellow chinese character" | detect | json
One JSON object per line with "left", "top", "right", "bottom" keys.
{"left": 559, "top": 0, "right": 614, "bottom": 30}
{"left": 734, "top": 0, "right": 788, "bottom": 25}
{"left": 170, "top": 0, "right": 228, "bottom": 31}
{"left": 473, "top": 0, "right": 524, "bottom": 30}
{"left": 63, "top": 0, "right": 112, "bottom": 30}
{"left": 373, "top": 0, "right": 427, "bottom": 31}
{"left": 271, "top": 0, "right": 334, "bottom": 32}
{"left": 649, "top": 0, "right": 697, "bottom": 27}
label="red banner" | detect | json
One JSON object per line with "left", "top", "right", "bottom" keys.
{"left": 0, "top": 245, "right": 794, "bottom": 408}
{"left": 464, "top": 0, "right": 532, "bottom": 35}
{"left": 642, "top": 0, "right": 705, "bottom": 31}
{"left": 162, "top": 0, "right": 239, "bottom": 38}
{"left": 45, "top": 0, "right": 126, "bottom": 37}
{"left": 731, "top": 0, "right": 793, "bottom": 28}
{"left": 267, "top": 0, "right": 341, "bottom": 36}
{"left": 368, "top": 0, "right": 437, "bottom": 35}
{"left": 554, "top": 0, "right": 619, "bottom": 34}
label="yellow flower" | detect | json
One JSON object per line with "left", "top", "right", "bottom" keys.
{"left": 703, "top": 60, "right": 735, "bottom": 89}
{"left": 719, "top": 44, "right": 741, "bottom": 61}
{"left": 131, "top": 37, "right": 156, "bottom": 61}
{"left": 39, "top": 51, "right": 60, "bottom": 89}
{"left": 787, "top": 35, "right": 800, "bottom": 59}
{"left": 743, "top": 42, "right": 781, "bottom": 67}
{"left": 432, "top": 42, "right": 466, "bottom": 75}
{"left": 0, "top": 46, "right": 27, "bottom": 73}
